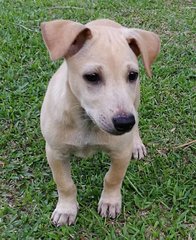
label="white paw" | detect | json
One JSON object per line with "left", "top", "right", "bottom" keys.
{"left": 51, "top": 201, "right": 78, "bottom": 226}
{"left": 132, "top": 137, "right": 147, "bottom": 160}
{"left": 98, "top": 194, "right": 121, "bottom": 218}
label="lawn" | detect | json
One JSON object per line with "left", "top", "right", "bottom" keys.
{"left": 0, "top": 0, "right": 195, "bottom": 239}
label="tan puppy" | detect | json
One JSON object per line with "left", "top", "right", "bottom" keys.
{"left": 40, "top": 19, "right": 160, "bottom": 226}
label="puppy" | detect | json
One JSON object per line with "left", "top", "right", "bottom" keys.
{"left": 40, "top": 19, "right": 160, "bottom": 226}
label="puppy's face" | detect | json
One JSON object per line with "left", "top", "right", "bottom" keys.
{"left": 67, "top": 28, "right": 139, "bottom": 135}
{"left": 41, "top": 19, "right": 160, "bottom": 135}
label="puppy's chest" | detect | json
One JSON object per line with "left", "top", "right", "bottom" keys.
{"left": 71, "top": 144, "right": 99, "bottom": 158}
{"left": 64, "top": 130, "right": 108, "bottom": 158}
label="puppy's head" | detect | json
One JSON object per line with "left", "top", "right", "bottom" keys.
{"left": 41, "top": 19, "right": 160, "bottom": 135}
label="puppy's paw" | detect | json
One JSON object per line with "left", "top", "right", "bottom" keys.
{"left": 51, "top": 201, "right": 78, "bottom": 226}
{"left": 132, "top": 136, "right": 147, "bottom": 160}
{"left": 98, "top": 194, "right": 121, "bottom": 219}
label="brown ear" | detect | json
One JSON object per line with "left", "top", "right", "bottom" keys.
{"left": 41, "top": 20, "right": 92, "bottom": 60}
{"left": 124, "top": 28, "right": 160, "bottom": 77}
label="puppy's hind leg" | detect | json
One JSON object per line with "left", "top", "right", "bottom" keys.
{"left": 46, "top": 144, "right": 78, "bottom": 226}
{"left": 132, "top": 126, "right": 147, "bottom": 160}
{"left": 133, "top": 83, "right": 147, "bottom": 160}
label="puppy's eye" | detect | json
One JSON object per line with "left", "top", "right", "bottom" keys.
{"left": 83, "top": 73, "right": 101, "bottom": 84}
{"left": 128, "top": 71, "right": 138, "bottom": 82}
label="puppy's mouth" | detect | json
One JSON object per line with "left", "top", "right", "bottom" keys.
{"left": 81, "top": 108, "right": 132, "bottom": 135}
{"left": 81, "top": 107, "right": 97, "bottom": 127}
{"left": 106, "top": 129, "right": 130, "bottom": 135}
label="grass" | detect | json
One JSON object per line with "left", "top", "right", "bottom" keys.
{"left": 0, "top": 0, "right": 195, "bottom": 239}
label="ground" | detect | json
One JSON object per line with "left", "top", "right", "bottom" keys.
{"left": 0, "top": 0, "right": 195, "bottom": 239}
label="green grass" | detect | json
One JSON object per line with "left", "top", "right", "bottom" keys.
{"left": 0, "top": 0, "right": 195, "bottom": 239}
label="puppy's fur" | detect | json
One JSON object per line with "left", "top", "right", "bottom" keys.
{"left": 40, "top": 19, "right": 160, "bottom": 226}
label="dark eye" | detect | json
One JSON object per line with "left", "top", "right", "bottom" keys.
{"left": 83, "top": 73, "right": 101, "bottom": 84}
{"left": 128, "top": 71, "right": 138, "bottom": 82}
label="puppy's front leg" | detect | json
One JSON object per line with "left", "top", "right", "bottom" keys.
{"left": 46, "top": 144, "right": 78, "bottom": 226}
{"left": 98, "top": 155, "right": 130, "bottom": 218}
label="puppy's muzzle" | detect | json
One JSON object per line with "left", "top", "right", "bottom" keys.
{"left": 112, "top": 113, "right": 135, "bottom": 134}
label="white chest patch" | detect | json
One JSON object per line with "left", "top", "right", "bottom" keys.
{"left": 63, "top": 128, "right": 109, "bottom": 158}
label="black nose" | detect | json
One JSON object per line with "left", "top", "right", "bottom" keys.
{"left": 112, "top": 114, "right": 135, "bottom": 133}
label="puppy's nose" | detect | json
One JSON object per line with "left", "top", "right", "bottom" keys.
{"left": 112, "top": 114, "right": 135, "bottom": 133}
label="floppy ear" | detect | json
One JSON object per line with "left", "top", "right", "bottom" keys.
{"left": 123, "top": 28, "right": 160, "bottom": 77}
{"left": 41, "top": 20, "right": 92, "bottom": 60}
